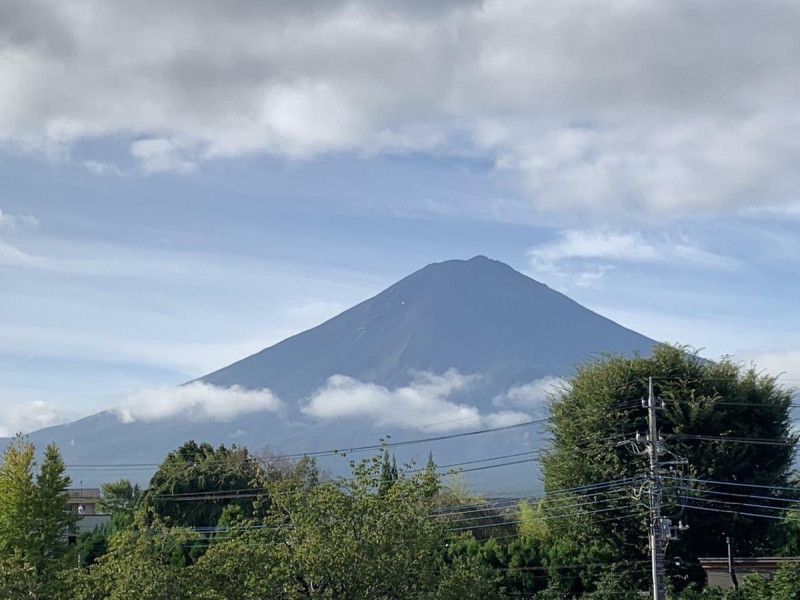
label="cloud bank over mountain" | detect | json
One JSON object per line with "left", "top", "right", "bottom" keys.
{"left": 492, "top": 376, "right": 564, "bottom": 410}
{"left": 302, "top": 370, "right": 530, "bottom": 432}
{"left": 116, "top": 382, "right": 283, "bottom": 423}
{"left": 2, "top": 0, "right": 799, "bottom": 217}
{"left": 0, "top": 400, "right": 77, "bottom": 437}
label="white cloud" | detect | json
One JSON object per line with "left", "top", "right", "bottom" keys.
{"left": 0, "top": 400, "right": 77, "bottom": 437}
{"left": 742, "top": 350, "right": 800, "bottom": 385}
{"left": 116, "top": 381, "right": 283, "bottom": 423}
{"left": 0, "top": 240, "right": 51, "bottom": 268}
{"left": 592, "top": 305, "right": 800, "bottom": 379}
{"left": 130, "top": 138, "right": 197, "bottom": 175}
{"left": 1, "top": 1, "right": 800, "bottom": 216}
{"left": 0, "top": 209, "right": 39, "bottom": 229}
{"left": 82, "top": 159, "right": 125, "bottom": 176}
{"left": 302, "top": 369, "right": 530, "bottom": 432}
{"left": 493, "top": 376, "right": 565, "bottom": 409}
{"left": 527, "top": 229, "right": 736, "bottom": 288}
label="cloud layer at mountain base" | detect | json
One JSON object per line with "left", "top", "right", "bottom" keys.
{"left": 0, "top": 400, "right": 77, "bottom": 437}
{"left": 116, "top": 382, "right": 283, "bottom": 423}
{"left": 303, "top": 369, "right": 530, "bottom": 432}
{"left": 2, "top": 0, "right": 799, "bottom": 217}
{"left": 493, "top": 376, "right": 565, "bottom": 410}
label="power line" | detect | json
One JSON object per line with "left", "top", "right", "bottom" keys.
{"left": 150, "top": 478, "right": 639, "bottom": 533}
{"left": 183, "top": 487, "right": 637, "bottom": 534}
{"left": 669, "top": 489, "right": 800, "bottom": 517}
{"left": 661, "top": 398, "right": 800, "bottom": 409}
{"left": 64, "top": 400, "right": 642, "bottom": 473}
{"left": 665, "top": 483, "right": 800, "bottom": 506}
{"left": 446, "top": 506, "right": 641, "bottom": 532}
{"left": 683, "top": 502, "right": 799, "bottom": 522}
{"left": 64, "top": 417, "right": 551, "bottom": 471}
{"left": 651, "top": 376, "right": 800, "bottom": 382}
{"left": 430, "top": 477, "right": 637, "bottom": 516}
{"left": 148, "top": 456, "right": 542, "bottom": 502}
{"left": 147, "top": 449, "right": 545, "bottom": 501}
{"left": 437, "top": 490, "right": 635, "bottom": 525}
{"left": 663, "top": 433, "right": 796, "bottom": 447}
{"left": 435, "top": 487, "right": 633, "bottom": 520}
{"left": 662, "top": 475, "right": 800, "bottom": 493}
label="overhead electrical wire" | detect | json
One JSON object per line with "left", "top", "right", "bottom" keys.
{"left": 663, "top": 433, "right": 796, "bottom": 447}
{"left": 662, "top": 475, "right": 800, "bottom": 493}
{"left": 180, "top": 489, "right": 639, "bottom": 537}
{"left": 64, "top": 416, "right": 552, "bottom": 471}
{"left": 668, "top": 489, "right": 800, "bottom": 517}
{"left": 139, "top": 477, "right": 640, "bottom": 537}
{"left": 664, "top": 483, "right": 800, "bottom": 506}
{"left": 63, "top": 397, "right": 643, "bottom": 473}
{"left": 446, "top": 505, "right": 641, "bottom": 532}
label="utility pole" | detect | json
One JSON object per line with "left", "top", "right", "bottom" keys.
{"left": 645, "top": 376, "right": 667, "bottom": 600}
{"left": 726, "top": 534, "right": 738, "bottom": 590}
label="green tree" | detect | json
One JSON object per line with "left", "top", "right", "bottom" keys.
{"left": 379, "top": 449, "right": 399, "bottom": 495}
{"left": 35, "top": 444, "right": 76, "bottom": 562}
{"left": 73, "top": 479, "right": 143, "bottom": 568}
{"left": 0, "top": 436, "right": 78, "bottom": 596}
{"left": 541, "top": 344, "right": 796, "bottom": 590}
{"left": 99, "top": 479, "right": 141, "bottom": 522}
{"left": 770, "top": 563, "right": 800, "bottom": 600}
{"left": 254, "top": 451, "right": 496, "bottom": 598}
{"left": 186, "top": 529, "right": 289, "bottom": 599}
{"left": 75, "top": 525, "right": 110, "bottom": 567}
{"left": 73, "top": 523, "right": 197, "bottom": 600}
{"left": 0, "top": 435, "right": 37, "bottom": 557}
{"left": 58, "top": 444, "right": 500, "bottom": 599}
{"left": 0, "top": 556, "right": 42, "bottom": 599}
{"left": 139, "top": 440, "right": 264, "bottom": 528}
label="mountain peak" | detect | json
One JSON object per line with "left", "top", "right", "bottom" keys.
{"left": 199, "top": 255, "right": 653, "bottom": 397}
{"left": 415, "top": 254, "right": 527, "bottom": 280}
{"left": 18, "top": 256, "right": 656, "bottom": 489}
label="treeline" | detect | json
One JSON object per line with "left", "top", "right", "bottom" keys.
{"left": 2, "top": 345, "right": 800, "bottom": 598}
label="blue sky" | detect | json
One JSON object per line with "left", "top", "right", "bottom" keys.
{"left": 1, "top": 0, "right": 799, "bottom": 435}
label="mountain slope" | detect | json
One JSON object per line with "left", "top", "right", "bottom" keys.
{"left": 200, "top": 256, "right": 653, "bottom": 407}
{"left": 15, "top": 256, "right": 656, "bottom": 491}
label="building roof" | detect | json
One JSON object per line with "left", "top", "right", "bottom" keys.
{"left": 67, "top": 488, "right": 101, "bottom": 500}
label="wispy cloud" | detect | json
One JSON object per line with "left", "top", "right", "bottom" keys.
{"left": 0, "top": 400, "right": 77, "bottom": 437}
{"left": 493, "top": 376, "right": 565, "bottom": 410}
{"left": 742, "top": 350, "right": 800, "bottom": 384}
{"left": 0, "top": 209, "right": 39, "bottom": 229}
{"left": 82, "top": 160, "right": 126, "bottom": 176}
{"left": 0, "top": 240, "right": 49, "bottom": 268}
{"left": 527, "top": 229, "right": 736, "bottom": 289}
{"left": 130, "top": 138, "right": 197, "bottom": 175}
{"left": 115, "top": 382, "right": 283, "bottom": 423}
{"left": 302, "top": 369, "right": 530, "bottom": 432}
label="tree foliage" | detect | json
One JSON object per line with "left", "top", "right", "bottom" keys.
{"left": 139, "top": 441, "right": 264, "bottom": 528}
{"left": 65, "top": 449, "right": 498, "bottom": 599}
{"left": 0, "top": 435, "right": 78, "bottom": 596}
{"left": 541, "top": 344, "right": 797, "bottom": 589}
{"left": 99, "top": 478, "right": 141, "bottom": 521}
{"left": 4, "top": 343, "right": 799, "bottom": 600}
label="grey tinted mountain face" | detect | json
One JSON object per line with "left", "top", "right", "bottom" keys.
{"left": 20, "top": 257, "right": 655, "bottom": 492}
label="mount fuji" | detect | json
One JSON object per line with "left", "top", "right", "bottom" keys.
{"left": 13, "top": 256, "right": 656, "bottom": 492}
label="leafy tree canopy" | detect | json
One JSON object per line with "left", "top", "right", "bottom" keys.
{"left": 541, "top": 344, "right": 796, "bottom": 589}
{"left": 139, "top": 440, "right": 264, "bottom": 528}
{"left": 0, "top": 435, "right": 78, "bottom": 596}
